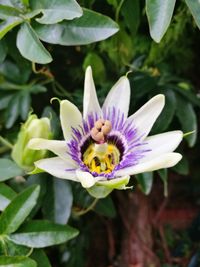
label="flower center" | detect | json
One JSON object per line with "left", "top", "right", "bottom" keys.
{"left": 83, "top": 143, "right": 120, "bottom": 174}
{"left": 82, "top": 119, "right": 120, "bottom": 174}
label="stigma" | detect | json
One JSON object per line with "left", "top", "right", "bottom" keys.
{"left": 82, "top": 119, "right": 120, "bottom": 175}
{"left": 91, "top": 119, "right": 112, "bottom": 143}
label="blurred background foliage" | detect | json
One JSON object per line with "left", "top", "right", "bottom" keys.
{"left": 0, "top": 0, "right": 200, "bottom": 266}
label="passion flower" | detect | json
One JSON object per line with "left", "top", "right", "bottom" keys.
{"left": 28, "top": 67, "right": 182, "bottom": 198}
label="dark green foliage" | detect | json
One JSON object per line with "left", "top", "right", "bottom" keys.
{"left": 0, "top": 0, "right": 200, "bottom": 265}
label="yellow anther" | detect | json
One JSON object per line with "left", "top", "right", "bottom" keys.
{"left": 83, "top": 143, "right": 120, "bottom": 175}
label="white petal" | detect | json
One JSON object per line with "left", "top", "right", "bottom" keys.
{"left": 60, "top": 100, "right": 82, "bottom": 141}
{"left": 127, "top": 94, "right": 165, "bottom": 139}
{"left": 141, "top": 131, "right": 183, "bottom": 162}
{"left": 116, "top": 153, "right": 182, "bottom": 176}
{"left": 35, "top": 157, "right": 78, "bottom": 181}
{"left": 76, "top": 170, "right": 101, "bottom": 188}
{"left": 28, "top": 138, "right": 77, "bottom": 166}
{"left": 83, "top": 66, "right": 102, "bottom": 119}
{"left": 102, "top": 76, "right": 130, "bottom": 118}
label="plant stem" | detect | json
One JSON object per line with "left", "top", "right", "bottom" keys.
{"left": 0, "top": 238, "right": 8, "bottom": 256}
{"left": 115, "top": 0, "right": 125, "bottom": 23}
{"left": 26, "top": 247, "right": 34, "bottom": 257}
{"left": 0, "top": 136, "right": 13, "bottom": 149}
{"left": 73, "top": 198, "right": 99, "bottom": 216}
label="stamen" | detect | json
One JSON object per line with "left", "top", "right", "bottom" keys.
{"left": 91, "top": 119, "right": 112, "bottom": 143}
{"left": 82, "top": 143, "right": 120, "bottom": 175}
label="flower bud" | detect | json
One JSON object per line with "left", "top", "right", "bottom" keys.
{"left": 11, "top": 114, "right": 52, "bottom": 172}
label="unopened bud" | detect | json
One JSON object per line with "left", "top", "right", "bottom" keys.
{"left": 11, "top": 114, "right": 52, "bottom": 172}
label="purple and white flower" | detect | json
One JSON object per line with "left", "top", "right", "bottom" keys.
{"left": 28, "top": 67, "right": 183, "bottom": 198}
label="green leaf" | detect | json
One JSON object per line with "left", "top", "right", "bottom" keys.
{"left": 172, "top": 156, "right": 189, "bottom": 175}
{"left": 0, "top": 40, "right": 7, "bottom": 62}
{"left": 0, "top": 183, "right": 16, "bottom": 211}
{"left": 157, "top": 169, "right": 168, "bottom": 197}
{"left": 0, "top": 17, "right": 22, "bottom": 40}
{"left": 3, "top": 238, "right": 31, "bottom": 257}
{"left": 95, "top": 196, "right": 116, "bottom": 218}
{"left": 19, "top": 92, "right": 31, "bottom": 120}
{"left": 185, "top": 0, "right": 200, "bottom": 29}
{"left": 16, "top": 22, "right": 52, "bottom": 64}
{"left": 0, "top": 256, "right": 36, "bottom": 267}
{"left": 136, "top": 172, "right": 153, "bottom": 195}
{"left": 0, "top": 159, "right": 23, "bottom": 182}
{"left": 0, "top": 94, "right": 14, "bottom": 110}
{"left": 34, "top": 8, "right": 119, "bottom": 45}
{"left": 83, "top": 52, "right": 106, "bottom": 84}
{"left": 31, "top": 249, "right": 52, "bottom": 267}
{"left": 152, "top": 89, "right": 176, "bottom": 133}
{"left": 0, "top": 4, "right": 22, "bottom": 39}
{"left": 9, "top": 220, "right": 79, "bottom": 248}
{"left": 0, "top": 4, "right": 21, "bottom": 19}
{"left": 173, "top": 85, "right": 200, "bottom": 108}
{"left": 30, "top": 0, "right": 82, "bottom": 24}
{"left": 146, "top": 0, "right": 176, "bottom": 42}
{"left": 0, "top": 185, "right": 40, "bottom": 234}
{"left": 0, "top": 0, "right": 24, "bottom": 10}
{"left": 129, "top": 72, "right": 158, "bottom": 99}
{"left": 42, "top": 178, "right": 73, "bottom": 224}
{"left": 26, "top": 174, "right": 48, "bottom": 218}
{"left": 106, "top": 0, "right": 118, "bottom": 8}
{"left": 121, "top": 0, "right": 140, "bottom": 37}
{"left": 5, "top": 93, "right": 21, "bottom": 128}
{"left": 21, "top": 0, "right": 29, "bottom": 7}
{"left": 0, "top": 60, "right": 20, "bottom": 83}
{"left": 176, "top": 95, "right": 197, "bottom": 147}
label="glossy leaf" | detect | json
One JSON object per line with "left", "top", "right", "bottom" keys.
{"left": 185, "top": 0, "right": 200, "bottom": 29}
{"left": 0, "top": 256, "right": 36, "bottom": 267}
{"left": 95, "top": 196, "right": 116, "bottom": 218}
{"left": 19, "top": 92, "right": 31, "bottom": 120}
{"left": 43, "top": 178, "right": 73, "bottom": 224}
{"left": 16, "top": 22, "right": 52, "bottom": 64}
{"left": 34, "top": 9, "right": 119, "bottom": 45}
{"left": 27, "top": 174, "right": 48, "bottom": 218}
{"left": 21, "top": 0, "right": 29, "bottom": 7}
{"left": 30, "top": 0, "right": 82, "bottom": 24}
{"left": 9, "top": 220, "right": 79, "bottom": 248}
{"left": 0, "top": 183, "right": 16, "bottom": 211}
{"left": 3, "top": 238, "right": 31, "bottom": 257}
{"left": 136, "top": 172, "right": 153, "bottom": 195}
{"left": 0, "top": 17, "right": 22, "bottom": 40}
{"left": 0, "top": 60, "right": 21, "bottom": 83}
{"left": 121, "top": 0, "right": 140, "bottom": 37}
{"left": 83, "top": 52, "right": 106, "bottom": 84}
{"left": 176, "top": 95, "right": 197, "bottom": 147}
{"left": 31, "top": 249, "right": 52, "bottom": 267}
{"left": 146, "top": 0, "right": 176, "bottom": 42}
{"left": 0, "top": 185, "right": 40, "bottom": 234}
{"left": 172, "top": 156, "right": 189, "bottom": 175}
{"left": 5, "top": 93, "right": 21, "bottom": 128}
{"left": 152, "top": 89, "right": 176, "bottom": 133}
{"left": 0, "top": 158, "right": 23, "bottom": 182}
{"left": 0, "top": 40, "right": 7, "bottom": 62}
{"left": 0, "top": 4, "right": 21, "bottom": 18}
{"left": 0, "top": 0, "right": 24, "bottom": 9}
